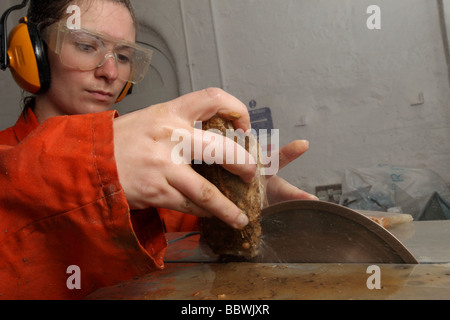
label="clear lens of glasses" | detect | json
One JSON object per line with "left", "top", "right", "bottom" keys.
{"left": 42, "top": 22, "right": 153, "bottom": 84}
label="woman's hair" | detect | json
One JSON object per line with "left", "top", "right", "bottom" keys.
{"left": 23, "top": 0, "right": 137, "bottom": 111}
{"left": 28, "top": 0, "right": 137, "bottom": 31}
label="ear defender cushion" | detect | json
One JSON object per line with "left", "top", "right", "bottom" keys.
{"left": 27, "top": 21, "right": 50, "bottom": 93}
{"left": 7, "top": 18, "right": 50, "bottom": 94}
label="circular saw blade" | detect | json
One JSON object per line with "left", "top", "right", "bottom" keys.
{"left": 254, "top": 200, "right": 418, "bottom": 264}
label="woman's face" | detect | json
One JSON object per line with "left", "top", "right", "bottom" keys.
{"left": 37, "top": 0, "right": 136, "bottom": 119}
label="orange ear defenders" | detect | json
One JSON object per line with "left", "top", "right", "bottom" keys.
{"left": 1, "top": 0, "right": 49, "bottom": 94}
{"left": 4, "top": 16, "right": 51, "bottom": 94}
{"left": 116, "top": 79, "right": 133, "bottom": 103}
{"left": 1, "top": 0, "right": 132, "bottom": 102}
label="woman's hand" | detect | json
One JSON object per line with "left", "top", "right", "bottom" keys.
{"left": 113, "top": 88, "right": 255, "bottom": 230}
{"left": 265, "top": 140, "right": 318, "bottom": 205}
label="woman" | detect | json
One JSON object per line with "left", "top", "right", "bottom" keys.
{"left": 0, "top": 0, "right": 316, "bottom": 299}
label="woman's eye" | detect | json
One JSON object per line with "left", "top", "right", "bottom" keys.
{"left": 75, "top": 42, "right": 97, "bottom": 52}
{"left": 117, "top": 53, "right": 131, "bottom": 64}
{"left": 116, "top": 47, "right": 134, "bottom": 64}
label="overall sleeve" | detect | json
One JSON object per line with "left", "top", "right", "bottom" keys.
{"left": 0, "top": 111, "right": 167, "bottom": 299}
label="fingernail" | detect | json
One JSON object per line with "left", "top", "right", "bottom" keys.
{"left": 302, "top": 140, "right": 310, "bottom": 148}
{"left": 235, "top": 212, "right": 249, "bottom": 229}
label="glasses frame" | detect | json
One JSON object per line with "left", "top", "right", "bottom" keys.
{"left": 41, "top": 21, "right": 153, "bottom": 84}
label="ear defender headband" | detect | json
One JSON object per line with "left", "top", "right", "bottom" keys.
{"left": 1, "top": 0, "right": 132, "bottom": 102}
{"left": 116, "top": 79, "right": 133, "bottom": 103}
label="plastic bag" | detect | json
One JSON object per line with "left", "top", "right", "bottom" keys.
{"left": 340, "top": 164, "right": 450, "bottom": 220}
{"left": 418, "top": 192, "right": 450, "bottom": 220}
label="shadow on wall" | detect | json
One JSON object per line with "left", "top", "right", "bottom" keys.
{"left": 115, "top": 23, "right": 180, "bottom": 115}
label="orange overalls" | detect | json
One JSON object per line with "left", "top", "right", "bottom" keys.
{"left": 0, "top": 108, "right": 198, "bottom": 299}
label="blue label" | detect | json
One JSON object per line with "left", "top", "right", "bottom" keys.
{"left": 249, "top": 108, "right": 274, "bottom": 133}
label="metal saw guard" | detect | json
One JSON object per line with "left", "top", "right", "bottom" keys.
{"left": 253, "top": 200, "right": 418, "bottom": 264}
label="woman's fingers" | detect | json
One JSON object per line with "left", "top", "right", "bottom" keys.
{"left": 167, "top": 166, "right": 249, "bottom": 229}
{"left": 191, "top": 128, "right": 257, "bottom": 183}
{"left": 171, "top": 88, "right": 252, "bottom": 132}
{"left": 263, "top": 140, "right": 318, "bottom": 205}
{"left": 277, "top": 140, "right": 310, "bottom": 171}
{"left": 170, "top": 121, "right": 257, "bottom": 183}
{"left": 266, "top": 175, "right": 318, "bottom": 205}
{"left": 114, "top": 88, "right": 258, "bottom": 229}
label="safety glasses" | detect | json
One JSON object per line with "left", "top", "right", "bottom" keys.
{"left": 41, "top": 22, "right": 153, "bottom": 84}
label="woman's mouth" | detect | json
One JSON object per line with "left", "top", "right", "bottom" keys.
{"left": 87, "top": 90, "right": 114, "bottom": 102}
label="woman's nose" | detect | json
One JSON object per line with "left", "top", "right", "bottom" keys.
{"left": 94, "top": 53, "right": 119, "bottom": 81}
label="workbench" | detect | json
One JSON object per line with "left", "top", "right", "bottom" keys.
{"left": 87, "top": 221, "right": 450, "bottom": 300}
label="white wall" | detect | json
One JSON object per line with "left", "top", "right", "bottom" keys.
{"left": 141, "top": 0, "right": 450, "bottom": 194}
{"left": 1, "top": 0, "right": 449, "bottom": 195}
